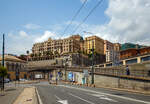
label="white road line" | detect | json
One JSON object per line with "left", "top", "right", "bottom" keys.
{"left": 36, "top": 88, "right": 43, "bottom": 104}
{"left": 90, "top": 94, "right": 118, "bottom": 102}
{"left": 55, "top": 95, "right": 61, "bottom": 100}
{"left": 69, "top": 93, "right": 95, "bottom": 104}
{"left": 58, "top": 85, "right": 150, "bottom": 104}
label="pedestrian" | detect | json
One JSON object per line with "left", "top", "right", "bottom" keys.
{"left": 126, "top": 65, "right": 130, "bottom": 75}
{"left": 50, "top": 74, "right": 53, "bottom": 80}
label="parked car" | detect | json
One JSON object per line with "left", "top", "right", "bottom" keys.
{"left": 4, "top": 78, "right": 10, "bottom": 83}
{"left": 19, "top": 78, "right": 28, "bottom": 81}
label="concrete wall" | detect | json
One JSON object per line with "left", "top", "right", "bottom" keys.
{"left": 59, "top": 70, "right": 150, "bottom": 92}
{"left": 94, "top": 74, "right": 150, "bottom": 91}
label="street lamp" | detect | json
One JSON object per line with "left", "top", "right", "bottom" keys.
{"left": 1, "top": 34, "right": 5, "bottom": 91}
{"left": 63, "top": 57, "right": 68, "bottom": 82}
{"left": 26, "top": 50, "right": 30, "bottom": 62}
{"left": 83, "top": 31, "right": 95, "bottom": 85}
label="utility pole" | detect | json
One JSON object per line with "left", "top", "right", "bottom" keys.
{"left": 65, "top": 58, "right": 68, "bottom": 82}
{"left": 2, "top": 34, "right": 5, "bottom": 67}
{"left": 2, "top": 34, "right": 5, "bottom": 90}
{"left": 91, "top": 40, "right": 94, "bottom": 84}
{"left": 65, "top": 64, "right": 67, "bottom": 82}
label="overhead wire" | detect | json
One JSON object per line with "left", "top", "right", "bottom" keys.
{"left": 61, "top": 0, "right": 88, "bottom": 37}
{"left": 71, "top": 0, "right": 104, "bottom": 34}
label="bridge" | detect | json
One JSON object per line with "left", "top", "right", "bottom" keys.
{"left": 26, "top": 59, "right": 150, "bottom": 80}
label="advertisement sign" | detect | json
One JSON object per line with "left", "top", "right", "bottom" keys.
{"left": 68, "top": 72, "right": 73, "bottom": 81}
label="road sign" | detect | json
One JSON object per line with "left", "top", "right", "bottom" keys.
{"left": 83, "top": 70, "right": 89, "bottom": 77}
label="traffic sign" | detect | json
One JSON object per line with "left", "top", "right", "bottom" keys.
{"left": 83, "top": 70, "right": 89, "bottom": 77}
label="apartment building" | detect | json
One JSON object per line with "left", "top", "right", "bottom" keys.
{"left": 32, "top": 35, "right": 82, "bottom": 56}
{"left": 104, "top": 40, "right": 121, "bottom": 62}
{"left": 31, "top": 35, "right": 106, "bottom": 64}
{"left": 84, "top": 36, "right": 104, "bottom": 55}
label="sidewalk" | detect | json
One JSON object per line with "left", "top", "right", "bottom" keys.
{"left": 0, "top": 87, "right": 24, "bottom": 104}
{"left": 13, "top": 87, "right": 37, "bottom": 104}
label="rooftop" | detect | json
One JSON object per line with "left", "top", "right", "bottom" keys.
{"left": 0, "top": 55, "right": 26, "bottom": 63}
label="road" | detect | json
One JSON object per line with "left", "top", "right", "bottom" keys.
{"left": 36, "top": 82, "right": 150, "bottom": 104}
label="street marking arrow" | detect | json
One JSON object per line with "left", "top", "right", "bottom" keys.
{"left": 58, "top": 100, "right": 68, "bottom": 104}
{"left": 91, "top": 94, "right": 118, "bottom": 102}
{"left": 55, "top": 95, "right": 68, "bottom": 104}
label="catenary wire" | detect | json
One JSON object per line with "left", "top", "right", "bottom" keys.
{"left": 71, "top": 0, "right": 104, "bottom": 34}
{"left": 61, "top": 0, "right": 88, "bottom": 37}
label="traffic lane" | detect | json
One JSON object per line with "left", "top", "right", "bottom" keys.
{"left": 90, "top": 86, "right": 150, "bottom": 102}
{"left": 36, "top": 84, "right": 150, "bottom": 104}
{"left": 39, "top": 84, "right": 140, "bottom": 104}
{"left": 57, "top": 85, "right": 150, "bottom": 104}
{"left": 53, "top": 85, "right": 89, "bottom": 104}
{"left": 36, "top": 85, "right": 59, "bottom": 104}
{"left": 61, "top": 83, "right": 150, "bottom": 103}
{"left": 37, "top": 85, "right": 89, "bottom": 104}
{"left": 58, "top": 86, "right": 117, "bottom": 104}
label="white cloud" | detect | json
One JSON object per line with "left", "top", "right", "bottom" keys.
{"left": 104, "top": 0, "right": 150, "bottom": 44}
{"left": 34, "top": 31, "right": 56, "bottom": 43}
{"left": 19, "top": 30, "right": 28, "bottom": 37}
{"left": 24, "top": 23, "right": 41, "bottom": 30}
{"left": 6, "top": 32, "right": 35, "bottom": 55}
{"left": 74, "top": 0, "right": 150, "bottom": 45}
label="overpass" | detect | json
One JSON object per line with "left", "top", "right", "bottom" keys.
{"left": 26, "top": 60, "right": 150, "bottom": 80}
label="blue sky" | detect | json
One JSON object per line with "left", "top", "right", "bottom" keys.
{"left": 0, "top": 0, "right": 150, "bottom": 55}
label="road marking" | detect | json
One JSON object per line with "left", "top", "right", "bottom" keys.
{"left": 91, "top": 94, "right": 118, "bottom": 102}
{"left": 58, "top": 85, "right": 150, "bottom": 104}
{"left": 55, "top": 95, "right": 68, "bottom": 104}
{"left": 69, "top": 93, "right": 95, "bottom": 104}
{"left": 36, "top": 88, "right": 43, "bottom": 104}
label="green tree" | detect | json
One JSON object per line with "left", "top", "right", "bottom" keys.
{"left": 0, "top": 66, "right": 7, "bottom": 78}
{"left": 0, "top": 66, "right": 8, "bottom": 90}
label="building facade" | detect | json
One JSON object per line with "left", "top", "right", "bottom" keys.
{"left": 104, "top": 40, "right": 121, "bottom": 63}
{"left": 120, "top": 47, "right": 150, "bottom": 60}
{"left": 104, "top": 40, "right": 114, "bottom": 62}
{"left": 31, "top": 35, "right": 106, "bottom": 64}
{"left": 84, "top": 36, "right": 104, "bottom": 55}
{"left": 31, "top": 35, "right": 82, "bottom": 60}
{"left": 0, "top": 55, "right": 27, "bottom": 80}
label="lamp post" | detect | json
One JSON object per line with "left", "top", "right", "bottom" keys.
{"left": 1, "top": 34, "right": 5, "bottom": 90}
{"left": 91, "top": 40, "right": 94, "bottom": 84}
{"left": 83, "top": 31, "right": 95, "bottom": 85}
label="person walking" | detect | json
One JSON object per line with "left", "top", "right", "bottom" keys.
{"left": 126, "top": 65, "right": 130, "bottom": 75}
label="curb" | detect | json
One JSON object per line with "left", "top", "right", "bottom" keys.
{"left": 96, "top": 86, "right": 150, "bottom": 95}
{"left": 63, "top": 82, "right": 150, "bottom": 95}
{"left": 35, "top": 88, "right": 43, "bottom": 104}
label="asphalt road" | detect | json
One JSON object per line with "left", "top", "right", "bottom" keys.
{"left": 36, "top": 82, "right": 150, "bottom": 104}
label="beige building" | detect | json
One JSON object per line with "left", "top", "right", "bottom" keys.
{"left": 32, "top": 35, "right": 82, "bottom": 57}
{"left": 104, "top": 40, "right": 114, "bottom": 54}
{"left": 31, "top": 35, "right": 106, "bottom": 64}
{"left": 104, "top": 40, "right": 121, "bottom": 62}
{"left": 84, "top": 36, "right": 104, "bottom": 55}
{"left": 0, "top": 55, "right": 27, "bottom": 80}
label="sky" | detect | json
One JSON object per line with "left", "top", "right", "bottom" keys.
{"left": 0, "top": 0, "right": 150, "bottom": 55}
